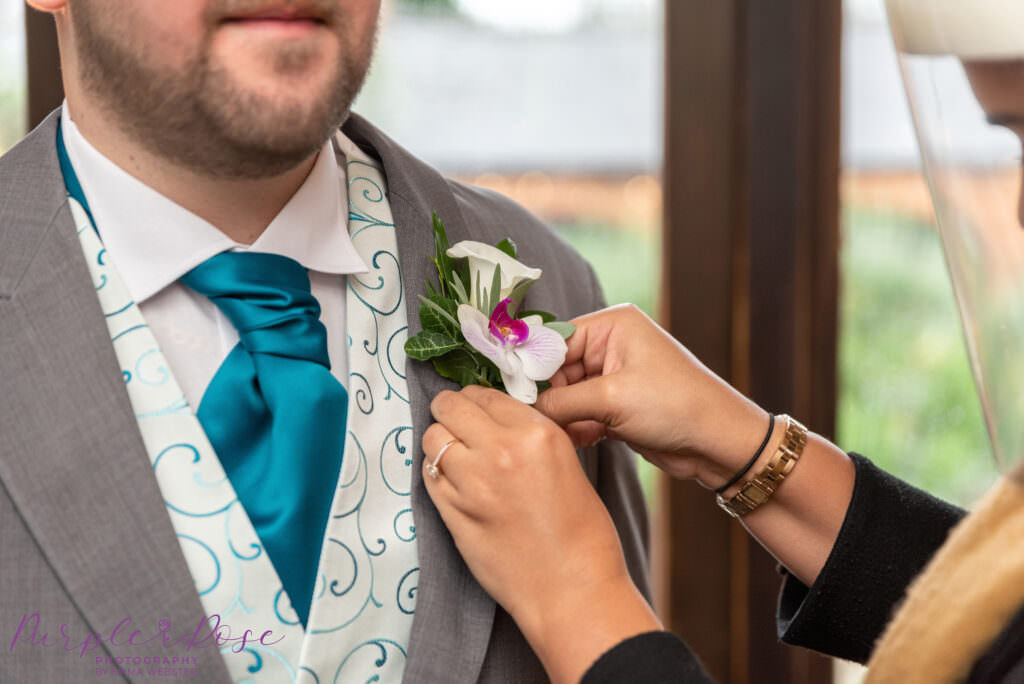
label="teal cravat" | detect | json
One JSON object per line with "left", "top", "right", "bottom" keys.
{"left": 181, "top": 251, "right": 347, "bottom": 630}
{"left": 57, "top": 122, "right": 344, "bottom": 630}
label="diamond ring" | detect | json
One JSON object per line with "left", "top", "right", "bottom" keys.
{"left": 426, "top": 438, "right": 459, "bottom": 479}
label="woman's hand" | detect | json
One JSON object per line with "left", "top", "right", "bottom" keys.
{"left": 536, "top": 304, "right": 856, "bottom": 586}
{"left": 535, "top": 303, "right": 771, "bottom": 489}
{"left": 423, "top": 385, "right": 661, "bottom": 684}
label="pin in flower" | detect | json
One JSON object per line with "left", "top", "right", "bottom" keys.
{"left": 404, "top": 214, "right": 574, "bottom": 404}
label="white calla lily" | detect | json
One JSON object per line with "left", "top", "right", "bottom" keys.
{"left": 447, "top": 240, "right": 542, "bottom": 311}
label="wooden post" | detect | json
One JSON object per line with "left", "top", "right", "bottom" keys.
{"left": 661, "top": 0, "right": 841, "bottom": 681}
{"left": 25, "top": 6, "right": 63, "bottom": 129}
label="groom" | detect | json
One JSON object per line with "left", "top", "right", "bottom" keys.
{"left": 0, "top": 1, "right": 651, "bottom": 683}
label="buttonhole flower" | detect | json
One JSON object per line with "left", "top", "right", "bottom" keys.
{"left": 447, "top": 241, "right": 543, "bottom": 310}
{"left": 458, "top": 298, "right": 568, "bottom": 405}
{"left": 405, "top": 214, "right": 574, "bottom": 401}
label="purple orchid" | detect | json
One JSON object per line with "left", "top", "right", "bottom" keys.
{"left": 457, "top": 298, "right": 568, "bottom": 404}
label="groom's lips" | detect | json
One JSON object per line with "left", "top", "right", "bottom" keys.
{"left": 219, "top": 4, "right": 329, "bottom": 34}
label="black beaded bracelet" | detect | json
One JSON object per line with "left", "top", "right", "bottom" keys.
{"left": 713, "top": 413, "right": 775, "bottom": 495}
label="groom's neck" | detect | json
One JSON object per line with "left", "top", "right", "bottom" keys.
{"left": 64, "top": 96, "right": 317, "bottom": 247}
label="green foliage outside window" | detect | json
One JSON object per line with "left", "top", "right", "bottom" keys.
{"left": 838, "top": 208, "right": 997, "bottom": 508}
{"left": 0, "top": 87, "right": 25, "bottom": 155}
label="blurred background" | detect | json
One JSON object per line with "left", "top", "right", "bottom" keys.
{"left": 2, "top": 0, "right": 1001, "bottom": 681}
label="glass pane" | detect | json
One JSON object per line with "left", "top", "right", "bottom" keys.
{"left": 837, "top": 0, "right": 1002, "bottom": 679}
{"left": 355, "top": 0, "right": 664, "bottom": 502}
{"left": 1, "top": 1, "right": 26, "bottom": 153}
{"left": 839, "top": 0, "right": 997, "bottom": 509}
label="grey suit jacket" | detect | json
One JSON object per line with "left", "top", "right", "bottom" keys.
{"left": 0, "top": 110, "right": 651, "bottom": 683}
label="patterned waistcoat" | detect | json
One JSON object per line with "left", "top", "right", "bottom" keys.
{"left": 71, "top": 132, "right": 418, "bottom": 683}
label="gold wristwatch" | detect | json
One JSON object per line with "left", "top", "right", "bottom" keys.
{"left": 715, "top": 414, "right": 808, "bottom": 518}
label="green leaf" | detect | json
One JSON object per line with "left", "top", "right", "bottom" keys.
{"left": 472, "top": 350, "right": 504, "bottom": 390}
{"left": 450, "top": 271, "right": 470, "bottom": 306}
{"left": 506, "top": 279, "right": 534, "bottom": 306}
{"left": 428, "top": 293, "right": 458, "bottom": 318}
{"left": 432, "top": 212, "right": 451, "bottom": 250}
{"left": 535, "top": 380, "right": 552, "bottom": 393}
{"left": 496, "top": 237, "right": 518, "bottom": 259}
{"left": 420, "top": 295, "right": 460, "bottom": 337}
{"left": 431, "top": 257, "right": 445, "bottom": 298}
{"left": 544, "top": 321, "right": 576, "bottom": 340}
{"left": 404, "top": 331, "right": 461, "bottom": 360}
{"left": 433, "top": 213, "right": 455, "bottom": 298}
{"left": 456, "top": 260, "right": 471, "bottom": 297}
{"left": 518, "top": 309, "right": 557, "bottom": 323}
{"left": 432, "top": 349, "right": 485, "bottom": 387}
{"left": 488, "top": 263, "right": 502, "bottom": 314}
{"left": 418, "top": 294, "right": 460, "bottom": 333}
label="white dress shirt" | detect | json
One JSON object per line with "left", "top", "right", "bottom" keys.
{"left": 61, "top": 102, "right": 369, "bottom": 410}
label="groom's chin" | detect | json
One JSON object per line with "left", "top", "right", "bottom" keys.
{"left": 208, "top": 23, "right": 342, "bottom": 94}
{"left": 182, "top": 79, "right": 355, "bottom": 179}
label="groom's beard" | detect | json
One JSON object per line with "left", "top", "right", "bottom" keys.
{"left": 71, "top": 0, "right": 377, "bottom": 179}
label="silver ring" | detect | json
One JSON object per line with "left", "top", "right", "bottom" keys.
{"left": 426, "top": 438, "right": 458, "bottom": 479}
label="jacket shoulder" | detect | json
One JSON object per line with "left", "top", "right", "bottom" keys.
{"left": 0, "top": 109, "right": 64, "bottom": 206}
{"left": 0, "top": 110, "right": 69, "bottom": 297}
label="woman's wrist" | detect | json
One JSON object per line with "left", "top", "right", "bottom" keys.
{"left": 516, "top": 574, "right": 662, "bottom": 684}
{"left": 696, "top": 405, "right": 785, "bottom": 493}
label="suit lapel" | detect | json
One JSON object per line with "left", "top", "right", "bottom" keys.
{"left": 0, "top": 113, "right": 230, "bottom": 684}
{"left": 343, "top": 113, "right": 497, "bottom": 684}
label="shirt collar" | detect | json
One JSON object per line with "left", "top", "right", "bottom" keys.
{"left": 60, "top": 101, "right": 368, "bottom": 304}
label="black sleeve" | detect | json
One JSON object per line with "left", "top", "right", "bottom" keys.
{"left": 777, "top": 453, "right": 967, "bottom": 662}
{"left": 581, "top": 632, "right": 714, "bottom": 684}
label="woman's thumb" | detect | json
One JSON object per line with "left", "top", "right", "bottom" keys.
{"left": 535, "top": 376, "right": 615, "bottom": 427}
